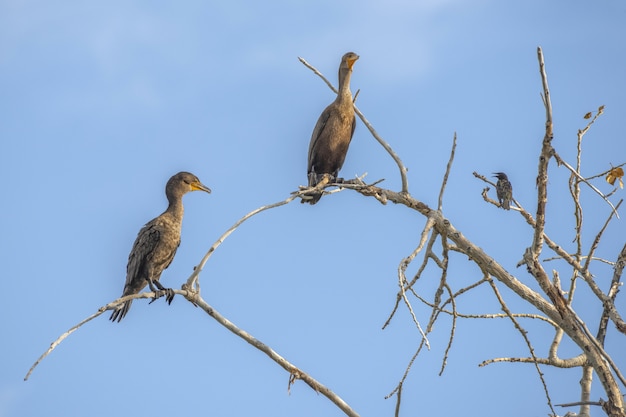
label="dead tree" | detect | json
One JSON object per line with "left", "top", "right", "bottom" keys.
{"left": 26, "top": 47, "right": 625, "bottom": 417}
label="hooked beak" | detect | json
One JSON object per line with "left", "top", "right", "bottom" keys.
{"left": 347, "top": 55, "right": 359, "bottom": 70}
{"left": 191, "top": 181, "right": 211, "bottom": 194}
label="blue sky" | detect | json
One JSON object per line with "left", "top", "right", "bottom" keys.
{"left": 2, "top": 1, "right": 626, "bottom": 416}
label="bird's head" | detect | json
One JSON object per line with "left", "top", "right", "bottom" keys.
{"left": 493, "top": 172, "right": 508, "bottom": 181}
{"left": 170, "top": 172, "right": 212, "bottom": 195}
{"left": 342, "top": 52, "right": 359, "bottom": 70}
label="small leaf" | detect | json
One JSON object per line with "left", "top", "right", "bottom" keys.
{"left": 598, "top": 105, "right": 605, "bottom": 112}
{"left": 584, "top": 112, "right": 592, "bottom": 119}
{"left": 606, "top": 167, "right": 624, "bottom": 186}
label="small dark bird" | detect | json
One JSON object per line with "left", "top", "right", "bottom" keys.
{"left": 493, "top": 172, "right": 513, "bottom": 210}
{"left": 303, "top": 51, "right": 359, "bottom": 204}
{"left": 110, "top": 172, "right": 211, "bottom": 322}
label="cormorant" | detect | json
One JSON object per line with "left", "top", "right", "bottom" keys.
{"left": 303, "top": 51, "right": 359, "bottom": 204}
{"left": 110, "top": 172, "right": 211, "bottom": 322}
{"left": 493, "top": 172, "right": 513, "bottom": 210}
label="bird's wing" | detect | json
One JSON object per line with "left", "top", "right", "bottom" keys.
{"left": 161, "top": 239, "right": 180, "bottom": 271}
{"left": 307, "top": 106, "right": 332, "bottom": 172}
{"left": 350, "top": 113, "right": 356, "bottom": 140}
{"left": 124, "top": 221, "right": 161, "bottom": 291}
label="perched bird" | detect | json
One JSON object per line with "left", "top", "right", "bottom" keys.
{"left": 110, "top": 172, "right": 211, "bottom": 322}
{"left": 303, "top": 51, "right": 359, "bottom": 204}
{"left": 493, "top": 172, "right": 513, "bottom": 210}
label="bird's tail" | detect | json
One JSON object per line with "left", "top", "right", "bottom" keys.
{"left": 300, "top": 172, "right": 327, "bottom": 204}
{"left": 303, "top": 193, "right": 322, "bottom": 204}
{"left": 109, "top": 300, "right": 133, "bottom": 323}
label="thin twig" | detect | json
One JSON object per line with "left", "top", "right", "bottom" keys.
{"left": 585, "top": 162, "right": 626, "bottom": 181}
{"left": 26, "top": 288, "right": 360, "bottom": 416}
{"left": 554, "top": 152, "right": 620, "bottom": 219}
{"left": 193, "top": 295, "right": 360, "bottom": 417}
{"left": 584, "top": 200, "right": 623, "bottom": 271}
{"left": 383, "top": 231, "right": 439, "bottom": 329}
{"left": 24, "top": 291, "right": 181, "bottom": 381}
{"left": 598, "top": 243, "right": 626, "bottom": 343}
{"left": 480, "top": 355, "right": 586, "bottom": 368}
{"left": 438, "top": 133, "right": 457, "bottom": 211}
{"left": 556, "top": 400, "right": 605, "bottom": 408}
{"left": 385, "top": 339, "right": 426, "bottom": 400}
{"left": 486, "top": 277, "right": 556, "bottom": 415}
{"left": 396, "top": 217, "right": 436, "bottom": 348}
{"left": 394, "top": 381, "right": 403, "bottom": 417}
{"left": 438, "top": 282, "right": 457, "bottom": 376}
{"left": 185, "top": 191, "right": 306, "bottom": 290}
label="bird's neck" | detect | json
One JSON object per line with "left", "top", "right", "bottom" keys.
{"left": 337, "top": 68, "right": 353, "bottom": 102}
{"left": 165, "top": 197, "right": 184, "bottom": 222}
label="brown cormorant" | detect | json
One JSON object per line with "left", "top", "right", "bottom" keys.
{"left": 110, "top": 171, "right": 211, "bottom": 322}
{"left": 304, "top": 51, "right": 359, "bottom": 204}
{"left": 493, "top": 172, "right": 513, "bottom": 210}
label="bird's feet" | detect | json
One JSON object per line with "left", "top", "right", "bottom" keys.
{"left": 148, "top": 280, "right": 175, "bottom": 305}
{"left": 164, "top": 288, "right": 175, "bottom": 305}
{"left": 298, "top": 173, "right": 334, "bottom": 204}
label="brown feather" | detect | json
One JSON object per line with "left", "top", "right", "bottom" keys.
{"left": 110, "top": 172, "right": 210, "bottom": 322}
{"left": 304, "top": 52, "right": 359, "bottom": 204}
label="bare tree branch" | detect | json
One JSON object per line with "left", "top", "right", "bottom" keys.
{"left": 26, "top": 287, "right": 360, "bottom": 417}
{"left": 475, "top": 171, "right": 626, "bottom": 336}
{"left": 28, "top": 50, "right": 626, "bottom": 417}
{"left": 25, "top": 290, "right": 187, "bottom": 381}
{"left": 438, "top": 133, "right": 457, "bottom": 210}
{"left": 554, "top": 152, "right": 620, "bottom": 218}
{"left": 189, "top": 293, "right": 360, "bottom": 417}
{"left": 584, "top": 199, "right": 623, "bottom": 271}
{"left": 532, "top": 46, "right": 554, "bottom": 258}
{"left": 396, "top": 216, "right": 436, "bottom": 347}
{"left": 486, "top": 277, "right": 555, "bottom": 414}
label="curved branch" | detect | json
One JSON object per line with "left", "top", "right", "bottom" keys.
{"left": 486, "top": 277, "right": 556, "bottom": 415}
{"left": 553, "top": 151, "right": 620, "bottom": 218}
{"left": 185, "top": 192, "right": 304, "bottom": 290}
{"left": 24, "top": 291, "right": 180, "bottom": 381}
{"left": 190, "top": 294, "right": 360, "bottom": 417}
{"left": 396, "top": 216, "right": 436, "bottom": 346}
{"left": 584, "top": 199, "right": 623, "bottom": 271}
{"left": 26, "top": 288, "right": 360, "bottom": 417}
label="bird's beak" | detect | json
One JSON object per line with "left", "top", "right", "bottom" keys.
{"left": 347, "top": 55, "right": 359, "bottom": 70}
{"left": 192, "top": 182, "right": 211, "bottom": 194}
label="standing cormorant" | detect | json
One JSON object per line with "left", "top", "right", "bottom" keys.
{"left": 303, "top": 51, "right": 359, "bottom": 204}
{"left": 110, "top": 172, "right": 211, "bottom": 322}
{"left": 493, "top": 172, "right": 513, "bottom": 210}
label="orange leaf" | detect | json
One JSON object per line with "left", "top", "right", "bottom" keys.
{"left": 606, "top": 167, "right": 624, "bottom": 186}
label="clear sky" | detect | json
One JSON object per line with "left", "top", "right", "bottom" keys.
{"left": 2, "top": 1, "right": 626, "bottom": 416}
